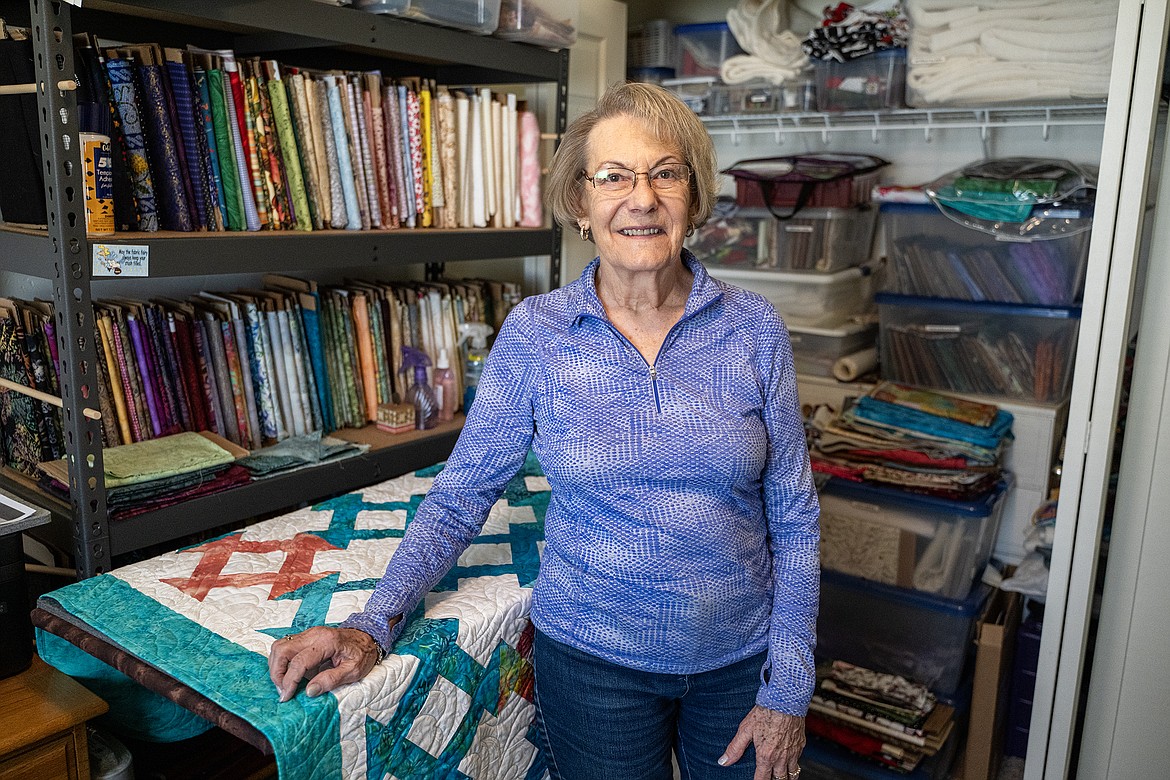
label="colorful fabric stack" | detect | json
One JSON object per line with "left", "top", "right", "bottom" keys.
{"left": 807, "top": 660, "right": 956, "bottom": 774}
{"left": 0, "top": 275, "right": 518, "bottom": 477}
{"left": 35, "top": 431, "right": 251, "bottom": 520}
{"left": 11, "top": 31, "right": 542, "bottom": 234}
{"left": 808, "top": 381, "right": 1012, "bottom": 500}
{"left": 802, "top": 1, "right": 910, "bottom": 63}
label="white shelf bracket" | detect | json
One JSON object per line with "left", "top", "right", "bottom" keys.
{"left": 1042, "top": 107, "right": 1053, "bottom": 141}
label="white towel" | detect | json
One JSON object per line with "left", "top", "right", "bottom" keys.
{"left": 722, "top": 0, "right": 809, "bottom": 85}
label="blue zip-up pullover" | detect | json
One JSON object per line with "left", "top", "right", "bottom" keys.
{"left": 342, "top": 251, "right": 820, "bottom": 715}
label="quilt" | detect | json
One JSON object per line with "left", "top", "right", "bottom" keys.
{"left": 34, "top": 456, "right": 550, "bottom": 780}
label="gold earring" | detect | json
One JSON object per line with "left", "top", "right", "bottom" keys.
{"left": 579, "top": 223, "right": 589, "bottom": 241}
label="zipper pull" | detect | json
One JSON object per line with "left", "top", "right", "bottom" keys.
{"left": 649, "top": 366, "right": 657, "bottom": 382}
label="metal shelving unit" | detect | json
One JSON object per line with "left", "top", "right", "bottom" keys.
{"left": 0, "top": 0, "right": 567, "bottom": 577}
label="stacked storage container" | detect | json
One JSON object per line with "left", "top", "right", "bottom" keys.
{"left": 876, "top": 163, "right": 1091, "bottom": 403}
{"left": 690, "top": 155, "right": 888, "bottom": 376}
{"left": 805, "top": 380, "right": 1016, "bottom": 778}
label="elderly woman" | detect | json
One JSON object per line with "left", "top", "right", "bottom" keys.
{"left": 269, "top": 81, "right": 819, "bottom": 780}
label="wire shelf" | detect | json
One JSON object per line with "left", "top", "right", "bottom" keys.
{"left": 700, "top": 103, "right": 1110, "bottom": 144}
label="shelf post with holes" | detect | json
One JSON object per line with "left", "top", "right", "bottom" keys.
{"left": 30, "top": 0, "right": 109, "bottom": 576}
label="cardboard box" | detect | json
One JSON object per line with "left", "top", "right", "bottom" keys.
{"left": 963, "top": 587, "right": 1023, "bottom": 780}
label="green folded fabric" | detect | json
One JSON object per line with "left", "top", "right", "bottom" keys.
{"left": 103, "top": 432, "right": 237, "bottom": 488}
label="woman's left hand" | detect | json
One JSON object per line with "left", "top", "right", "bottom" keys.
{"left": 718, "top": 705, "right": 806, "bottom": 780}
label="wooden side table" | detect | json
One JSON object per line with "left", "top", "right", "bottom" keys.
{"left": 0, "top": 656, "right": 108, "bottom": 780}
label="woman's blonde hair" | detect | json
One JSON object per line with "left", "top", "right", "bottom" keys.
{"left": 546, "top": 81, "right": 720, "bottom": 235}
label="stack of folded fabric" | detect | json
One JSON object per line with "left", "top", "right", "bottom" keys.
{"left": 802, "top": 0, "right": 910, "bottom": 63}
{"left": 807, "top": 660, "right": 956, "bottom": 773}
{"left": 38, "top": 431, "right": 250, "bottom": 520}
{"left": 808, "top": 381, "right": 1012, "bottom": 500}
{"left": 235, "top": 431, "right": 367, "bottom": 480}
{"left": 904, "top": 0, "right": 1118, "bottom": 106}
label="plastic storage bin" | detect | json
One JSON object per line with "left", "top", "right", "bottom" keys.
{"left": 818, "top": 570, "right": 991, "bottom": 696}
{"left": 686, "top": 216, "right": 773, "bottom": 268}
{"left": 815, "top": 48, "right": 906, "bottom": 111}
{"left": 357, "top": 0, "right": 502, "bottom": 35}
{"left": 818, "top": 478, "right": 1008, "bottom": 600}
{"left": 881, "top": 203, "right": 1091, "bottom": 306}
{"left": 688, "top": 207, "right": 877, "bottom": 273}
{"left": 876, "top": 293, "right": 1081, "bottom": 402}
{"left": 663, "top": 76, "right": 719, "bottom": 115}
{"left": 628, "top": 19, "right": 676, "bottom": 71}
{"left": 771, "top": 206, "right": 877, "bottom": 272}
{"left": 709, "top": 261, "right": 881, "bottom": 327}
{"left": 788, "top": 320, "right": 877, "bottom": 377}
{"left": 1003, "top": 616, "right": 1043, "bottom": 758}
{"left": 675, "top": 22, "right": 745, "bottom": 78}
{"left": 495, "top": 0, "right": 577, "bottom": 48}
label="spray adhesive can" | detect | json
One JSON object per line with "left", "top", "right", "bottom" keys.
{"left": 80, "top": 132, "right": 115, "bottom": 236}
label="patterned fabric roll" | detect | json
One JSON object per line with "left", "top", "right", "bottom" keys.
{"left": 346, "top": 78, "right": 379, "bottom": 229}
{"left": 222, "top": 63, "right": 262, "bottom": 231}
{"left": 165, "top": 61, "right": 208, "bottom": 228}
{"left": 288, "top": 74, "right": 324, "bottom": 230}
{"left": 314, "top": 78, "right": 347, "bottom": 229}
{"left": 436, "top": 90, "right": 458, "bottom": 229}
{"left": 407, "top": 89, "right": 425, "bottom": 225}
{"left": 192, "top": 67, "right": 226, "bottom": 230}
{"left": 383, "top": 87, "right": 410, "bottom": 227}
{"left": 325, "top": 75, "right": 362, "bottom": 230}
{"left": 267, "top": 68, "right": 313, "bottom": 231}
{"left": 207, "top": 69, "right": 245, "bottom": 231}
{"left": 396, "top": 85, "right": 418, "bottom": 226}
{"left": 136, "top": 65, "right": 194, "bottom": 231}
{"left": 519, "top": 110, "right": 543, "bottom": 227}
{"left": 96, "top": 315, "right": 133, "bottom": 445}
{"left": 126, "top": 314, "right": 164, "bottom": 437}
{"left": 105, "top": 58, "right": 159, "bottom": 232}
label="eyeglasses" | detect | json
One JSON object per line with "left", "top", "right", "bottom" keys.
{"left": 583, "top": 163, "right": 692, "bottom": 194}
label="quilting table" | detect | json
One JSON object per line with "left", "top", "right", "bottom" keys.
{"left": 31, "top": 457, "right": 550, "bottom": 780}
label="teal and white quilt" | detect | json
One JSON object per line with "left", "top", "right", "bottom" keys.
{"left": 36, "top": 458, "right": 550, "bottom": 780}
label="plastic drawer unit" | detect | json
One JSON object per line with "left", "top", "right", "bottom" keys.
{"left": 876, "top": 293, "right": 1081, "bottom": 403}
{"left": 709, "top": 261, "right": 881, "bottom": 328}
{"left": 817, "top": 570, "right": 991, "bottom": 697}
{"left": 814, "top": 48, "right": 906, "bottom": 112}
{"left": 357, "top": 0, "right": 502, "bottom": 34}
{"left": 881, "top": 203, "right": 1091, "bottom": 306}
{"left": 818, "top": 478, "right": 1008, "bottom": 600}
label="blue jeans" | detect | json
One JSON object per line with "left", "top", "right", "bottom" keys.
{"left": 532, "top": 629, "right": 763, "bottom": 780}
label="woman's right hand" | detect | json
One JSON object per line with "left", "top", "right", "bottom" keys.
{"left": 268, "top": 625, "right": 386, "bottom": 702}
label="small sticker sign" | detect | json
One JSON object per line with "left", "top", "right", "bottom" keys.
{"left": 92, "top": 243, "right": 149, "bottom": 277}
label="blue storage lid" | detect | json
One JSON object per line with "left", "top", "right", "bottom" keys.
{"left": 821, "top": 569, "right": 992, "bottom": 615}
{"left": 673, "top": 21, "right": 732, "bottom": 34}
{"left": 879, "top": 201, "right": 940, "bottom": 214}
{"left": 875, "top": 292, "right": 1082, "bottom": 319}
{"left": 880, "top": 199, "right": 1094, "bottom": 220}
{"left": 820, "top": 477, "right": 1007, "bottom": 518}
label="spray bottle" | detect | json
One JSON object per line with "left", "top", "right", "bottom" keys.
{"left": 400, "top": 346, "right": 438, "bottom": 430}
{"left": 458, "top": 322, "right": 494, "bottom": 414}
{"left": 433, "top": 348, "right": 457, "bottom": 422}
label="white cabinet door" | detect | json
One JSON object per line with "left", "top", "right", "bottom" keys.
{"left": 559, "top": 0, "right": 628, "bottom": 286}
{"left": 1027, "top": 1, "right": 1169, "bottom": 777}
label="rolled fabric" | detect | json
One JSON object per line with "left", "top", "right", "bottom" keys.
{"left": 832, "top": 347, "right": 879, "bottom": 382}
{"left": 518, "top": 110, "right": 542, "bottom": 227}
